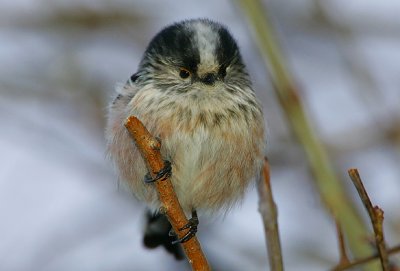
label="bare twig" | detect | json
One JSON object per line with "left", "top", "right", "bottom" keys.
{"left": 335, "top": 220, "right": 350, "bottom": 267}
{"left": 348, "top": 168, "right": 390, "bottom": 271}
{"left": 332, "top": 244, "right": 400, "bottom": 271}
{"left": 125, "top": 116, "right": 210, "bottom": 271}
{"left": 258, "top": 157, "right": 284, "bottom": 271}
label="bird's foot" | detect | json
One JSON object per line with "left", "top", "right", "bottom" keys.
{"left": 144, "top": 160, "right": 172, "bottom": 183}
{"left": 169, "top": 211, "right": 199, "bottom": 244}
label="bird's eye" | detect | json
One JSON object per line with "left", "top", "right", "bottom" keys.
{"left": 179, "top": 68, "right": 191, "bottom": 79}
{"left": 130, "top": 73, "right": 139, "bottom": 82}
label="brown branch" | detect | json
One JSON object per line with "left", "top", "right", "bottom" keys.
{"left": 348, "top": 168, "right": 389, "bottom": 271}
{"left": 257, "top": 157, "right": 284, "bottom": 271}
{"left": 332, "top": 244, "right": 400, "bottom": 271}
{"left": 124, "top": 116, "right": 210, "bottom": 271}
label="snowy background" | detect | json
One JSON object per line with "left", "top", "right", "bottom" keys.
{"left": 1, "top": 0, "right": 399, "bottom": 270}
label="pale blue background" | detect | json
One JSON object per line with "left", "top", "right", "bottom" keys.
{"left": 1, "top": 0, "right": 399, "bottom": 270}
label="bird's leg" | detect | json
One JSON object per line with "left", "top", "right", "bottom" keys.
{"left": 144, "top": 160, "right": 172, "bottom": 183}
{"left": 169, "top": 210, "right": 199, "bottom": 244}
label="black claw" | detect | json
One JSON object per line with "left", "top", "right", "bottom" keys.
{"left": 144, "top": 160, "right": 172, "bottom": 183}
{"left": 170, "top": 211, "right": 199, "bottom": 244}
{"left": 171, "top": 227, "right": 197, "bottom": 244}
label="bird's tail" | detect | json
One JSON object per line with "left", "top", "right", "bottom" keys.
{"left": 143, "top": 210, "right": 184, "bottom": 260}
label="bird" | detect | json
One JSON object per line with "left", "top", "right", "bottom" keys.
{"left": 106, "top": 18, "right": 265, "bottom": 259}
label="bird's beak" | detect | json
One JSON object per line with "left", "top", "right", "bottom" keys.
{"left": 201, "top": 73, "right": 217, "bottom": 85}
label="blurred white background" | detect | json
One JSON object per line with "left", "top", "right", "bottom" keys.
{"left": 1, "top": 0, "right": 399, "bottom": 270}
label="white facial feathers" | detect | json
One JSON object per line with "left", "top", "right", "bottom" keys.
{"left": 188, "top": 20, "right": 220, "bottom": 75}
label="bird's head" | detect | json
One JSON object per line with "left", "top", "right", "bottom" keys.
{"left": 134, "top": 19, "right": 251, "bottom": 95}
